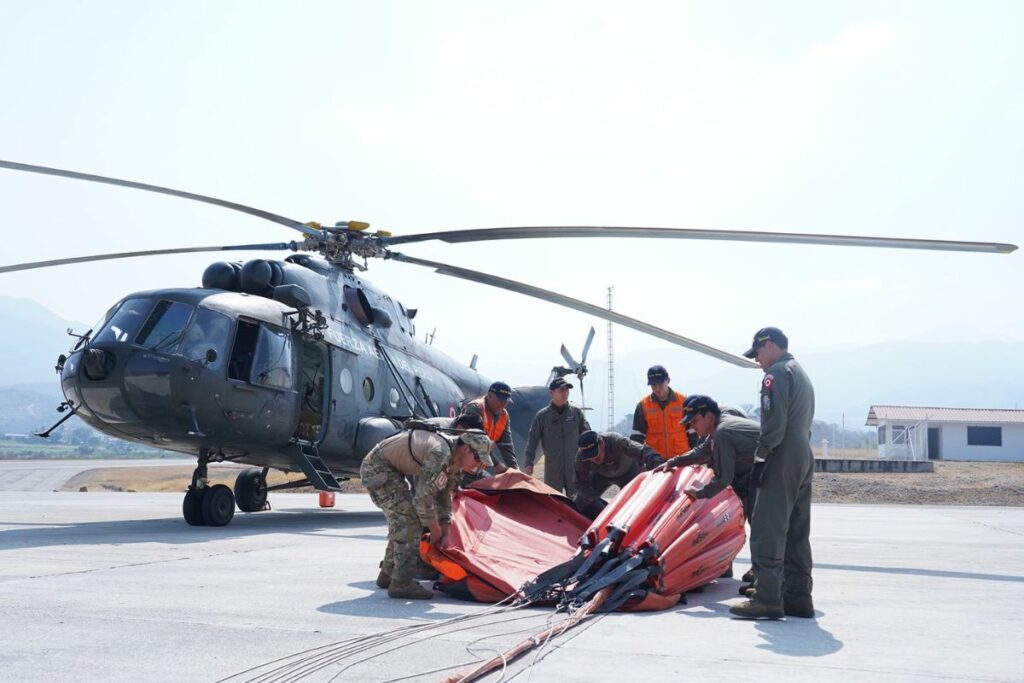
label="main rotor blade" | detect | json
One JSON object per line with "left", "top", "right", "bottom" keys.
{"left": 0, "top": 243, "right": 297, "bottom": 274}
{"left": 581, "top": 326, "right": 596, "bottom": 364}
{"left": 390, "top": 253, "right": 758, "bottom": 368}
{"left": 0, "top": 160, "right": 321, "bottom": 238}
{"left": 386, "top": 226, "right": 1017, "bottom": 254}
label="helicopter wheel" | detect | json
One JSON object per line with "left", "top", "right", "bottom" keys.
{"left": 234, "top": 468, "right": 268, "bottom": 513}
{"left": 183, "top": 488, "right": 207, "bottom": 526}
{"left": 201, "top": 484, "right": 236, "bottom": 527}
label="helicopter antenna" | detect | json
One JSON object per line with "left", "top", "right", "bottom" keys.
{"left": 425, "top": 327, "right": 436, "bottom": 345}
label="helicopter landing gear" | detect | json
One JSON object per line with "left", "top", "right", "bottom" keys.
{"left": 182, "top": 488, "right": 205, "bottom": 526}
{"left": 235, "top": 467, "right": 269, "bottom": 513}
{"left": 182, "top": 449, "right": 235, "bottom": 527}
{"left": 202, "top": 484, "right": 235, "bottom": 526}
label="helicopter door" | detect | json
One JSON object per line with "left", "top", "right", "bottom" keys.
{"left": 295, "top": 339, "right": 329, "bottom": 443}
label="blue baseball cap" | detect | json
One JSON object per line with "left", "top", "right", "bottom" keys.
{"left": 488, "top": 381, "right": 513, "bottom": 402}
{"left": 681, "top": 394, "right": 720, "bottom": 424}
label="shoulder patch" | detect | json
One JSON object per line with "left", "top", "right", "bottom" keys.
{"left": 762, "top": 374, "right": 774, "bottom": 390}
{"left": 433, "top": 472, "right": 448, "bottom": 489}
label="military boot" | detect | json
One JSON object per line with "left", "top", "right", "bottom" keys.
{"left": 741, "top": 567, "right": 756, "bottom": 583}
{"left": 739, "top": 585, "right": 756, "bottom": 598}
{"left": 414, "top": 560, "right": 440, "bottom": 581}
{"left": 719, "top": 565, "right": 734, "bottom": 579}
{"left": 784, "top": 595, "right": 815, "bottom": 618}
{"left": 729, "top": 599, "right": 784, "bottom": 620}
{"left": 375, "top": 569, "right": 392, "bottom": 589}
{"left": 388, "top": 580, "right": 432, "bottom": 600}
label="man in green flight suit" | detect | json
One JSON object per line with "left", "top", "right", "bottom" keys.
{"left": 573, "top": 430, "right": 662, "bottom": 518}
{"left": 730, "top": 327, "right": 816, "bottom": 620}
{"left": 661, "top": 394, "right": 759, "bottom": 582}
{"left": 524, "top": 377, "right": 591, "bottom": 497}
{"left": 360, "top": 427, "right": 492, "bottom": 600}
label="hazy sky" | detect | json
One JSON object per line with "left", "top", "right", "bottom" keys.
{"left": 1, "top": 2, "right": 1021, "bottom": 427}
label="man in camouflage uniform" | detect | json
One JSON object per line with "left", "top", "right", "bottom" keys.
{"left": 573, "top": 430, "right": 662, "bottom": 518}
{"left": 360, "top": 427, "right": 491, "bottom": 600}
{"left": 524, "top": 377, "right": 591, "bottom": 497}
{"left": 730, "top": 327, "right": 816, "bottom": 620}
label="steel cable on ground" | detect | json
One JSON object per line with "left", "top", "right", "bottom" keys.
{"left": 297, "top": 602, "right": 528, "bottom": 683}
{"left": 324, "top": 601, "right": 545, "bottom": 682}
{"left": 377, "top": 611, "right": 570, "bottom": 683}
{"left": 216, "top": 596, "right": 524, "bottom": 683}
{"left": 512, "top": 610, "right": 608, "bottom": 682}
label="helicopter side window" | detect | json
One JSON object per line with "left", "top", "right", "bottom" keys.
{"left": 135, "top": 300, "right": 195, "bottom": 352}
{"left": 92, "top": 298, "right": 153, "bottom": 345}
{"left": 228, "top": 320, "right": 260, "bottom": 381}
{"left": 180, "top": 308, "right": 231, "bottom": 368}
{"left": 251, "top": 325, "right": 294, "bottom": 390}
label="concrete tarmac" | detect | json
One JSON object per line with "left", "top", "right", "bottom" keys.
{"left": 0, "top": 458, "right": 191, "bottom": 492}
{"left": 0, "top": 493, "right": 1021, "bottom": 682}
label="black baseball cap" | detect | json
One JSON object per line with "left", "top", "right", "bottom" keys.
{"left": 488, "top": 381, "right": 513, "bottom": 402}
{"left": 681, "top": 394, "right": 720, "bottom": 424}
{"left": 647, "top": 365, "right": 669, "bottom": 385}
{"left": 549, "top": 377, "right": 574, "bottom": 390}
{"left": 742, "top": 327, "right": 788, "bottom": 358}
{"left": 576, "top": 430, "right": 600, "bottom": 460}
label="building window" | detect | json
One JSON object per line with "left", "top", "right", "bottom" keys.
{"left": 966, "top": 426, "right": 1002, "bottom": 447}
{"left": 877, "top": 426, "right": 886, "bottom": 444}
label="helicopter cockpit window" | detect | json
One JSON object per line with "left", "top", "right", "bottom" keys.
{"left": 180, "top": 308, "right": 231, "bottom": 368}
{"left": 135, "top": 300, "right": 195, "bottom": 352}
{"left": 92, "top": 298, "right": 153, "bottom": 345}
{"left": 251, "top": 325, "right": 294, "bottom": 391}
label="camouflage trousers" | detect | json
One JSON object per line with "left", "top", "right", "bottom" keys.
{"left": 360, "top": 454, "right": 421, "bottom": 584}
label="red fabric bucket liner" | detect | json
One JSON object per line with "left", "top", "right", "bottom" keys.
{"left": 422, "top": 471, "right": 590, "bottom": 602}
{"left": 422, "top": 467, "right": 746, "bottom": 610}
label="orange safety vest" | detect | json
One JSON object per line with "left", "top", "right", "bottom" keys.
{"left": 641, "top": 391, "right": 690, "bottom": 459}
{"left": 470, "top": 398, "right": 508, "bottom": 443}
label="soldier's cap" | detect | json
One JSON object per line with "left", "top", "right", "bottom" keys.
{"left": 487, "top": 381, "right": 513, "bottom": 402}
{"left": 742, "top": 327, "right": 789, "bottom": 358}
{"left": 646, "top": 365, "right": 669, "bottom": 385}
{"left": 459, "top": 429, "right": 493, "bottom": 466}
{"left": 576, "top": 430, "right": 600, "bottom": 460}
{"left": 549, "top": 377, "right": 574, "bottom": 390}
{"left": 681, "top": 394, "right": 720, "bottom": 424}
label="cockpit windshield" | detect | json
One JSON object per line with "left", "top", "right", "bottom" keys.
{"left": 92, "top": 298, "right": 153, "bottom": 345}
{"left": 180, "top": 308, "right": 231, "bottom": 368}
{"left": 135, "top": 300, "right": 196, "bottom": 352}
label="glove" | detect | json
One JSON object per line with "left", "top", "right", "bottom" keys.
{"left": 751, "top": 461, "right": 769, "bottom": 488}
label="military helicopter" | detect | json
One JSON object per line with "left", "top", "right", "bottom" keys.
{"left": 0, "top": 160, "right": 1015, "bottom": 527}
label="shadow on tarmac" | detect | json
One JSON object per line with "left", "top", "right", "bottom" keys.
{"left": 676, "top": 580, "right": 844, "bottom": 657}
{"left": 816, "top": 561, "right": 1024, "bottom": 583}
{"left": 318, "top": 582, "right": 465, "bottom": 620}
{"left": 0, "top": 509, "right": 385, "bottom": 551}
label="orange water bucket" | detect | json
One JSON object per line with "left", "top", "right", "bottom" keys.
{"left": 319, "top": 491, "right": 336, "bottom": 508}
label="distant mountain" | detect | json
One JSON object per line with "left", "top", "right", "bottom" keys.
{"left": 0, "top": 296, "right": 87, "bottom": 385}
{"left": 0, "top": 382, "right": 68, "bottom": 435}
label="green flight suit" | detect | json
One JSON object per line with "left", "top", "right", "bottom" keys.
{"left": 524, "top": 402, "right": 591, "bottom": 497}
{"left": 573, "top": 432, "right": 661, "bottom": 517}
{"left": 750, "top": 352, "right": 815, "bottom": 606}
{"left": 689, "top": 413, "right": 759, "bottom": 521}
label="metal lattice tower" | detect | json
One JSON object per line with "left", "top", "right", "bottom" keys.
{"left": 606, "top": 286, "right": 615, "bottom": 431}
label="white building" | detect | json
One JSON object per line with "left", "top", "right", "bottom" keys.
{"left": 866, "top": 405, "right": 1024, "bottom": 462}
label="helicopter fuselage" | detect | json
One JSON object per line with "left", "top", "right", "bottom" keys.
{"left": 59, "top": 254, "right": 514, "bottom": 478}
